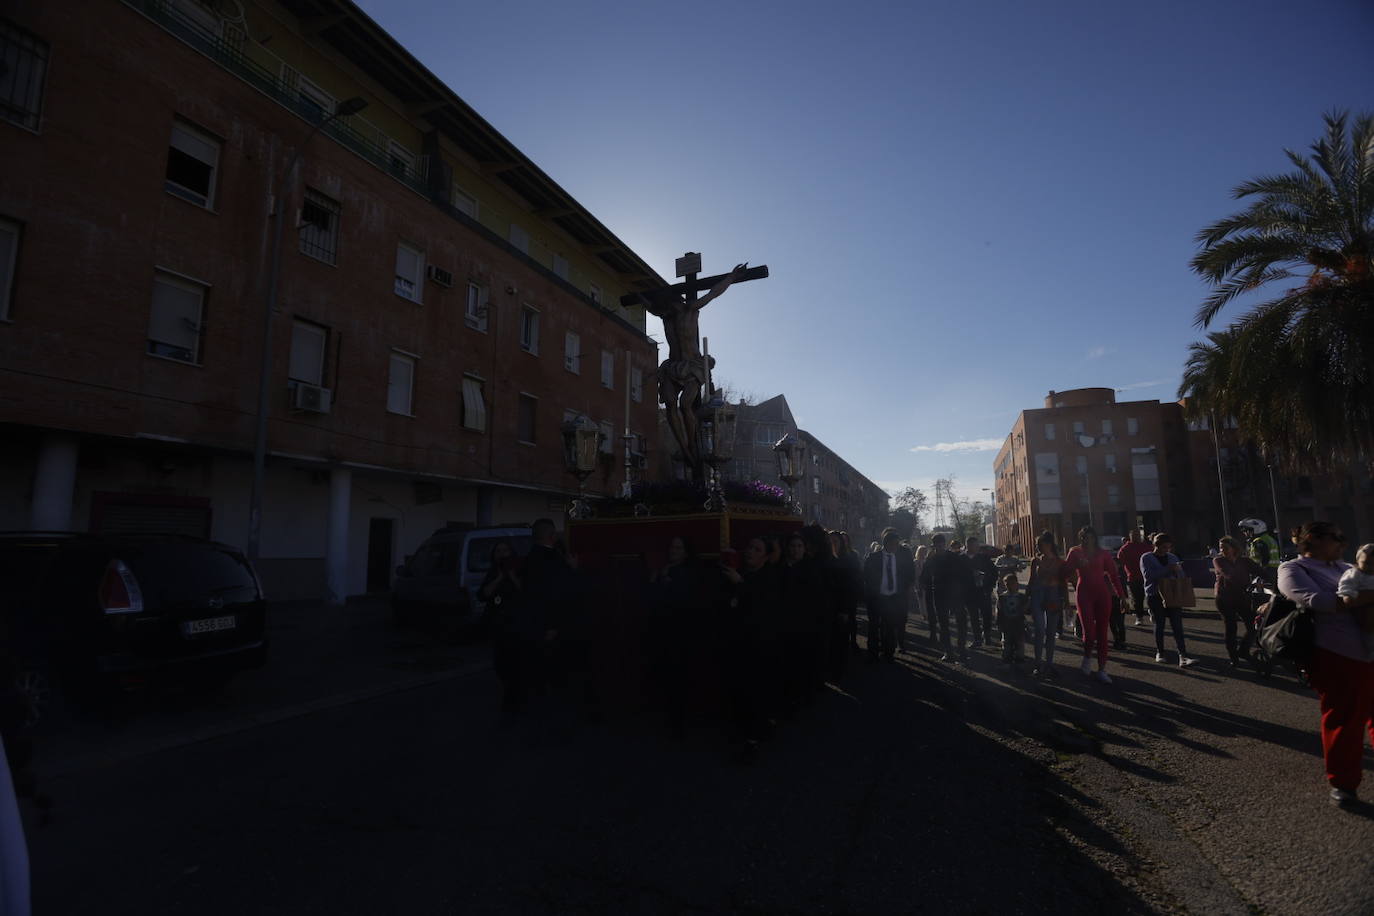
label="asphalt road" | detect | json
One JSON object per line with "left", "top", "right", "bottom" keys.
{"left": 21, "top": 596, "right": 1374, "bottom": 915}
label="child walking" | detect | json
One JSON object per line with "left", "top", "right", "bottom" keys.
{"left": 998, "top": 573, "right": 1029, "bottom": 668}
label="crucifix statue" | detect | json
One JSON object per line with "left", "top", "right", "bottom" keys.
{"left": 622, "top": 253, "right": 769, "bottom": 482}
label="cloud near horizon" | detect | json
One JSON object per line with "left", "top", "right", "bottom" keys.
{"left": 1114, "top": 378, "right": 1173, "bottom": 393}
{"left": 1086, "top": 345, "right": 1115, "bottom": 360}
{"left": 909, "top": 437, "right": 1004, "bottom": 453}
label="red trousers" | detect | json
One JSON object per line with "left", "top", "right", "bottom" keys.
{"left": 1308, "top": 648, "right": 1374, "bottom": 791}
{"left": 1077, "top": 591, "right": 1113, "bottom": 666}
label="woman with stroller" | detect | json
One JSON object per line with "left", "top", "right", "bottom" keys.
{"left": 1212, "top": 536, "right": 1261, "bottom": 668}
{"left": 1278, "top": 521, "right": 1374, "bottom": 809}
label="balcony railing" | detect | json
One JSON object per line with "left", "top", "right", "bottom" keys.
{"left": 124, "top": 0, "right": 429, "bottom": 195}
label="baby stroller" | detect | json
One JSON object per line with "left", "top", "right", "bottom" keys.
{"left": 1249, "top": 577, "right": 1281, "bottom": 678}
{"left": 1250, "top": 576, "right": 1313, "bottom": 681}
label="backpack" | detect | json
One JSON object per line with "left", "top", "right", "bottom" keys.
{"left": 1256, "top": 592, "right": 1314, "bottom": 671}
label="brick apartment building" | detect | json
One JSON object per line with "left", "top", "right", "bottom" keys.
{"left": 993, "top": 388, "right": 1374, "bottom": 554}
{"left": 682, "top": 394, "right": 888, "bottom": 548}
{"left": 993, "top": 388, "right": 1188, "bottom": 551}
{"left": 0, "top": 0, "right": 664, "bottom": 600}
{"left": 797, "top": 429, "right": 890, "bottom": 549}
{"left": 1175, "top": 414, "right": 1373, "bottom": 553}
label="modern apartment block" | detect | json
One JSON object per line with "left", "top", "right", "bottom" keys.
{"left": 797, "top": 429, "right": 890, "bottom": 550}
{"left": 0, "top": 0, "right": 663, "bottom": 600}
{"left": 708, "top": 394, "right": 888, "bottom": 548}
{"left": 993, "top": 388, "right": 1189, "bottom": 551}
{"left": 994, "top": 388, "right": 1374, "bottom": 554}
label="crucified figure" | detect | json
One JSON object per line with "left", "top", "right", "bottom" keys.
{"left": 642, "top": 263, "right": 749, "bottom": 479}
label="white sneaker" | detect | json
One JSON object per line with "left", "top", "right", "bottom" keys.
{"left": 1155, "top": 652, "right": 1166, "bottom": 663}
{"left": 1080, "top": 656, "right": 1093, "bottom": 676}
{"left": 1096, "top": 669, "right": 1112, "bottom": 684}
{"left": 1178, "top": 656, "right": 1195, "bottom": 668}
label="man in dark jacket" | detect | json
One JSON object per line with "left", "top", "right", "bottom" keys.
{"left": 965, "top": 535, "right": 999, "bottom": 648}
{"left": 863, "top": 530, "right": 914, "bottom": 661}
{"left": 919, "top": 533, "right": 974, "bottom": 663}
{"left": 497, "top": 517, "right": 571, "bottom": 714}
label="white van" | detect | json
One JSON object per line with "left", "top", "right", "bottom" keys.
{"left": 391, "top": 525, "right": 533, "bottom": 635}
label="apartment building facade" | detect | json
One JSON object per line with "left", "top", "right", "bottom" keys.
{"left": 993, "top": 388, "right": 1191, "bottom": 551}
{"left": 994, "top": 388, "right": 1374, "bottom": 554}
{"left": 1175, "top": 416, "right": 1373, "bottom": 552}
{"left": 797, "top": 430, "right": 890, "bottom": 550}
{"left": 706, "top": 395, "right": 888, "bottom": 548}
{"left": 0, "top": 0, "right": 663, "bottom": 600}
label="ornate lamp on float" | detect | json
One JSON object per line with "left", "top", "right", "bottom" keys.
{"left": 772, "top": 433, "right": 806, "bottom": 515}
{"left": 697, "top": 391, "right": 738, "bottom": 512}
{"left": 560, "top": 414, "right": 602, "bottom": 519}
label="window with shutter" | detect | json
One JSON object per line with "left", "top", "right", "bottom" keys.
{"left": 395, "top": 243, "right": 423, "bottom": 301}
{"left": 0, "top": 19, "right": 48, "bottom": 132}
{"left": 461, "top": 377, "right": 486, "bottom": 431}
{"left": 147, "top": 271, "right": 207, "bottom": 363}
{"left": 387, "top": 353, "right": 414, "bottom": 415}
{"left": 564, "top": 332, "right": 580, "bottom": 373}
{"left": 600, "top": 351, "right": 614, "bottom": 389}
{"left": 288, "top": 321, "right": 327, "bottom": 385}
{"left": 165, "top": 120, "right": 220, "bottom": 208}
{"left": 0, "top": 218, "right": 18, "bottom": 321}
{"left": 517, "top": 394, "right": 537, "bottom": 443}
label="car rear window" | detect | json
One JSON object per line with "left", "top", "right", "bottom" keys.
{"left": 466, "top": 536, "right": 532, "bottom": 573}
{"left": 124, "top": 543, "right": 259, "bottom": 605}
{"left": 0, "top": 541, "right": 63, "bottom": 612}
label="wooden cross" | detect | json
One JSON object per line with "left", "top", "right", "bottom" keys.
{"left": 619, "top": 257, "right": 770, "bottom": 311}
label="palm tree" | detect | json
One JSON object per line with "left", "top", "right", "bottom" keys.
{"left": 1181, "top": 111, "right": 1374, "bottom": 468}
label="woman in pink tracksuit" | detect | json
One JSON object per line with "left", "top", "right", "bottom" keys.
{"left": 1065, "top": 526, "right": 1125, "bottom": 683}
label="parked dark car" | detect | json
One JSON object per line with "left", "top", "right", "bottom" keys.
{"left": 0, "top": 532, "right": 269, "bottom": 721}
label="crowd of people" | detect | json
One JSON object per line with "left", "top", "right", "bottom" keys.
{"left": 480, "top": 516, "right": 1374, "bottom": 806}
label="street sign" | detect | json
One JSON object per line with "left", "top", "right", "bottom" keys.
{"left": 675, "top": 252, "right": 701, "bottom": 277}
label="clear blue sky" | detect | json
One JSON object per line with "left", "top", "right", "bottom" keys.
{"left": 358, "top": 0, "right": 1373, "bottom": 506}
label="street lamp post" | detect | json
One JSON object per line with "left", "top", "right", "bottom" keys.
{"left": 697, "top": 392, "right": 737, "bottom": 512}
{"left": 247, "top": 98, "right": 367, "bottom": 561}
{"left": 1209, "top": 411, "right": 1231, "bottom": 536}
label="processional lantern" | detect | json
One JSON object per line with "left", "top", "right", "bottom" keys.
{"left": 697, "top": 392, "right": 738, "bottom": 511}
{"left": 772, "top": 433, "right": 806, "bottom": 515}
{"left": 561, "top": 414, "right": 602, "bottom": 519}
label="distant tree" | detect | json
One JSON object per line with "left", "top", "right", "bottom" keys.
{"left": 1182, "top": 110, "right": 1374, "bottom": 469}
{"left": 890, "top": 487, "right": 930, "bottom": 541}
{"left": 889, "top": 507, "right": 916, "bottom": 540}
{"left": 717, "top": 380, "right": 759, "bottom": 407}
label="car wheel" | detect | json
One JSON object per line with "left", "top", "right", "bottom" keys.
{"left": 13, "top": 666, "right": 53, "bottom": 728}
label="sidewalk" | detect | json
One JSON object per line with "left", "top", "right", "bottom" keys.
{"left": 31, "top": 597, "right": 492, "bottom": 779}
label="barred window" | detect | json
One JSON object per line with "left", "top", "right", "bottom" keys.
{"left": 299, "top": 189, "right": 340, "bottom": 264}
{"left": 0, "top": 19, "right": 47, "bottom": 131}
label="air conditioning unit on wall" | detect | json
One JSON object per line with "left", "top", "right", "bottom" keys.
{"left": 427, "top": 265, "right": 454, "bottom": 287}
{"left": 292, "top": 383, "right": 333, "bottom": 414}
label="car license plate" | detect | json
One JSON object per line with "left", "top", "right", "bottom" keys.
{"left": 182, "top": 615, "right": 236, "bottom": 636}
